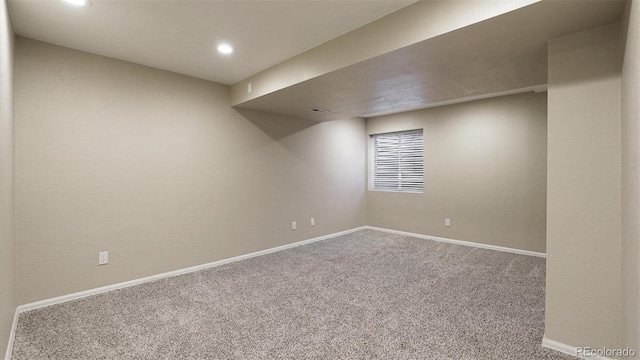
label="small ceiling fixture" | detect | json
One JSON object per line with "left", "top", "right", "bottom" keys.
{"left": 310, "top": 108, "right": 331, "bottom": 113}
{"left": 62, "top": 0, "right": 92, "bottom": 7}
{"left": 217, "top": 43, "right": 234, "bottom": 55}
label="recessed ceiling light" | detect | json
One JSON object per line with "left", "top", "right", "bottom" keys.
{"left": 62, "top": 0, "right": 92, "bottom": 7}
{"left": 217, "top": 44, "right": 234, "bottom": 55}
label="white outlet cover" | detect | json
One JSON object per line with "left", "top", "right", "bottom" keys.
{"left": 311, "top": 218, "right": 315, "bottom": 226}
{"left": 99, "top": 251, "right": 108, "bottom": 265}
{"left": 292, "top": 221, "right": 296, "bottom": 230}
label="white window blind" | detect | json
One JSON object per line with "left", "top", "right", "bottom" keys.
{"left": 371, "top": 129, "right": 424, "bottom": 193}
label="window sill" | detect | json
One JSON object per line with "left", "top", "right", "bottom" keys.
{"left": 367, "top": 189, "right": 424, "bottom": 194}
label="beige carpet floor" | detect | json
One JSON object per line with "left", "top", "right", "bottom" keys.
{"left": 11, "top": 230, "right": 577, "bottom": 359}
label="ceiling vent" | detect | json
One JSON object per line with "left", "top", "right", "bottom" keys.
{"left": 309, "top": 108, "right": 331, "bottom": 113}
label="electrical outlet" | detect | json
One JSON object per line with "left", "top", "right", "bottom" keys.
{"left": 445, "top": 218, "right": 451, "bottom": 227}
{"left": 311, "top": 218, "right": 315, "bottom": 226}
{"left": 247, "top": 82, "right": 252, "bottom": 93}
{"left": 98, "top": 251, "right": 108, "bottom": 265}
{"left": 292, "top": 221, "right": 296, "bottom": 230}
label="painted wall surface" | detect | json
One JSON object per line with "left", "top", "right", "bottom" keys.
{"left": 545, "top": 24, "right": 622, "bottom": 350}
{"left": 366, "top": 92, "right": 547, "bottom": 253}
{"left": 0, "top": 0, "right": 15, "bottom": 356}
{"left": 14, "top": 38, "right": 366, "bottom": 305}
{"left": 621, "top": 0, "right": 640, "bottom": 355}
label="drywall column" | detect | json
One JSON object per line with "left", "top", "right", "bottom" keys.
{"left": 0, "top": 0, "right": 16, "bottom": 357}
{"left": 545, "top": 24, "right": 622, "bottom": 350}
{"left": 621, "top": 0, "right": 640, "bottom": 355}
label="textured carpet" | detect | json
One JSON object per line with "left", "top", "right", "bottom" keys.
{"left": 11, "top": 230, "right": 577, "bottom": 359}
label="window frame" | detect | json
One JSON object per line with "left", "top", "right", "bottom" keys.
{"left": 368, "top": 129, "right": 424, "bottom": 194}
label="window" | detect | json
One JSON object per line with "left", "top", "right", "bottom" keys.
{"left": 370, "top": 129, "right": 424, "bottom": 193}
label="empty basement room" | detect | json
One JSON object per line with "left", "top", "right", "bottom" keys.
{"left": 0, "top": 0, "right": 638, "bottom": 359}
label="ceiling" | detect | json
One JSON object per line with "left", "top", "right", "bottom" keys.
{"left": 8, "top": 0, "right": 627, "bottom": 122}
{"left": 8, "top": 0, "right": 415, "bottom": 85}
{"left": 236, "top": 0, "right": 626, "bottom": 121}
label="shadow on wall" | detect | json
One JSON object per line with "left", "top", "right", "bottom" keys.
{"left": 235, "top": 108, "right": 319, "bottom": 140}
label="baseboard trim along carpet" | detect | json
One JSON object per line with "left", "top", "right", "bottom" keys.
{"left": 15, "top": 226, "right": 366, "bottom": 315}
{"left": 9, "top": 226, "right": 550, "bottom": 359}
{"left": 364, "top": 226, "right": 546, "bottom": 258}
{"left": 542, "top": 336, "right": 614, "bottom": 360}
{"left": 4, "top": 309, "right": 19, "bottom": 360}
{"left": 11, "top": 230, "right": 571, "bottom": 359}
{"left": 9, "top": 226, "right": 544, "bottom": 353}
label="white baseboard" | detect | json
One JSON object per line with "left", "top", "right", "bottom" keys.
{"left": 4, "top": 308, "right": 18, "bottom": 360}
{"left": 364, "top": 226, "right": 546, "bottom": 258}
{"left": 542, "top": 336, "right": 614, "bottom": 360}
{"left": 542, "top": 337, "right": 581, "bottom": 358}
{"left": 16, "top": 226, "right": 366, "bottom": 314}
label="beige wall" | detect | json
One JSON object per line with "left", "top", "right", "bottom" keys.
{"left": 0, "top": 0, "right": 15, "bottom": 356}
{"left": 14, "top": 38, "right": 366, "bottom": 305}
{"left": 545, "top": 24, "right": 622, "bottom": 350}
{"left": 366, "top": 92, "right": 547, "bottom": 253}
{"left": 621, "top": 0, "right": 640, "bottom": 355}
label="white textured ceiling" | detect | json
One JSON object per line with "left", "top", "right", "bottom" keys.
{"left": 8, "top": 0, "right": 415, "bottom": 85}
